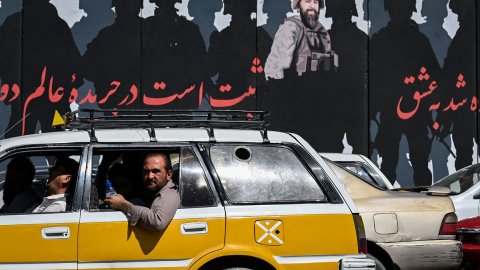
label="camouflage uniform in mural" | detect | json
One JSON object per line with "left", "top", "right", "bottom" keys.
{"left": 370, "top": 0, "right": 441, "bottom": 186}
{"left": 264, "top": 0, "right": 342, "bottom": 152}
{"left": 0, "top": 0, "right": 83, "bottom": 138}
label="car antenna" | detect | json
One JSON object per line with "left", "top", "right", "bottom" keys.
{"left": 0, "top": 112, "right": 31, "bottom": 138}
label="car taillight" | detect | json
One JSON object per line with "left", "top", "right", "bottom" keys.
{"left": 439, "top": 212, "right": 458, "bottom": 235}
{"left": 353, "top": 214, "right": 367, "bottom": 254}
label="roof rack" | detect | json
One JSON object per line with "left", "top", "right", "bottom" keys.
{"left": 65, "top": 109, "right": 270, "bottom": 143}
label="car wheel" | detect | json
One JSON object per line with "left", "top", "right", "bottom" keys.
{"left": 367, "top": 254, "right": 387, "bottom": 270}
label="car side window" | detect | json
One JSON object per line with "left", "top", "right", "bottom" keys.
{"left": 89, "top": 147, "right": 216, "bottom": 211}
{"left": 209, "top": 145, "right": 325, "bottom": 203}
{"left": 0, "top": 151, "right": 82, "bottom": 214}
{"left": 180, "top": 147, "right": 216, "bottom": 207}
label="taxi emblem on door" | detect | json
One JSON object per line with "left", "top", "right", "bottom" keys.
{"left": 255, "top": 220, "right": 284, "bottom": 246}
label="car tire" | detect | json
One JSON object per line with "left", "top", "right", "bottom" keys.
{"left": 221, "top": 268, "right": 252, "bottom": 270}
{"left": 367, "top": 254, "right": 387, "bottom": 270}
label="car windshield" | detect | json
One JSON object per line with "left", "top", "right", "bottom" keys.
{"left": 433, "top": 164, "right": 480, "bottom": 195}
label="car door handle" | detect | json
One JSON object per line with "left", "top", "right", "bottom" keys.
{"left": 41, "top": 227, "right": 70, "bottom": 239}
{"left": 181, "top": 222, "right": 208, "bottom": 235}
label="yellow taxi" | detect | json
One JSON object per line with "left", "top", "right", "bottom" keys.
{"left": 0, "top": 110, "right": 374, "bottom": 270}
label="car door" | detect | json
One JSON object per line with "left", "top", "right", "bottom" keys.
{"left": 204, "top": 143, "right": 360, "bottom": 269}
{"left": 0, "top": 146, "right": 86, "bottom": 269}
{"left": 77, "top": 145, "right": 225, "bottom": 270}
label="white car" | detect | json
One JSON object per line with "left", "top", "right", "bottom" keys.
{"left": 432, "top": 163, "right": 480, "bottom": 221}
{"left": 320, "top": 153, "right": 479, "bottom": 222}
{"left": 320, "top": 153, "right": 462, "bottom": 270}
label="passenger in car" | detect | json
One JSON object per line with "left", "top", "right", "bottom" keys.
{"left": 105, "top": 153, "right": 180, "bottom": 231}
{"left": 108, "top": 163, "right": 144, "bottom": 206}
{"left": 30, "top": 157, "right": 78, "bottom": 213}
{"left": 0, "top": 157, "right": 40, "bottom": 213}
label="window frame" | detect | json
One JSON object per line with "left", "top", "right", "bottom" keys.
{"left": 83, "top": 143, "right": 221, "bottom": 211}
{"left": 0, "top": 144, "right": 88, "bottom": 213}
{"left": 200, "top": 142, "right": 343, "bottom": 205}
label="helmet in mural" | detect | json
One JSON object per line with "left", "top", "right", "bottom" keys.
{"left": 324, "top": 0, "right": 357, "bottom": 18}
{"left": 383, "top": 0, "right": 416, "bottom": 13}
{"left": 112, "top": 0, "right": 144, "bottom": 8}
{"left": 148, "top": 0, "right": 181, "bottom": 5}
{"left": 292, "top": 0, "right": 325, "bottom": 10}
{"left": 223, "top": 0, "right": 257, "bottom": 15}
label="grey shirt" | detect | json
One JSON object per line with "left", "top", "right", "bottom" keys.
{"left": 129, "top": 180, "right": 180, "bottom": 231}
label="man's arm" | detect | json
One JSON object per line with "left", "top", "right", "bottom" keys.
{"left": 105, "top": 181, "right": 180, "bottom": 232}
{"left": 264, "top": 20, "right": 301, "bottom": 80}
{"left": 129, "top": 184, "right": 180, "bottom": 232}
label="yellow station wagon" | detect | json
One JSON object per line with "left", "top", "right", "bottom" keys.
{"left": 0, "top": 110, "right": 374, "bottom": 270}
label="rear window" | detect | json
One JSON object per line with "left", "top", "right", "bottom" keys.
{"left": 209, "top": 145, "right": 325, "bottom": 204}
{"left": 434, "top": 164, "right": 480, "bottom": 194}
{"left": 332, "top": 161, "right": 388, "bottom": 189}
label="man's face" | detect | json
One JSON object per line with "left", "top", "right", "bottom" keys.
{"left": 300, "top": 0, "right": 320, "bottom": 29}
{"left": 142, "top": 156, "right": 172, "bottom": 192}
{"left": 47, "top": 164, "right": 68, "bottom": 196}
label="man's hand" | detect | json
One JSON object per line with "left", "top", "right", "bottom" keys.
{"left": 105, "top": 194, "right": 130, "bottom": 212}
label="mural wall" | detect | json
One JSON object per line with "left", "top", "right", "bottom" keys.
{"left": 0, "top": 0, "right": 477, "bottom": 187}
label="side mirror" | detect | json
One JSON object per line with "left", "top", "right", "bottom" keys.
{"left": 473, "top": 190, "right": 480, "bottom": 200}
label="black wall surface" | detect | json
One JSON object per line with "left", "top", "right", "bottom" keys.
{"left": 0, "top": 0, "right": 477, "bottom": 187}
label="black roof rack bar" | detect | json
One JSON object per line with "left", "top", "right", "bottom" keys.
{"left": 89, "top": 111, "right": 98, "bottom": 142}
{"left": 207, "top": 112, "right": 216, "bottom": 142}
{"left": 259, "top": 112, "right": 269, "bottom": 143}
{"left": 65, "top": 109, "right": 270, "bottom": 132}
{"left": 262, "top": 126, "right": 269, "bottom": 143}
{"left": 149, "top": 123, "right": 157, "bottom": 142}
{"left": 148, "top": 112, "right": 157, "bottom": 142}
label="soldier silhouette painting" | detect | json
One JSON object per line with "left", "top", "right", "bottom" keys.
{"left": 325, "top": 0, "right": 368, "bottom": 155}
{"left": 72, "top": 0, "right": 116, "bottom": 55}
{"left": 264, "top": 0, "right": 342, "bottom": 152}
{"left": 436, "top": 0, "right": 477, "bottom": 171}
{"left": 369, "top": 0, "right": 441, "bottom": 186}
{"left": 142, "top": 0, "right": 206, "bottom": 110}
{"left": 0, "top": 0, "right": 83, "bottom": 138}
{"left": 188, "top": 0, "right": 223, "bottom": 49}
{"left": 419, "top": 0, "right": 451, "bottom": 68}
{"left": 0, "top": 0, "right": 21, "bottom": 25}
{"left": 363, "top": 0, "right": 390, "bottom": 37}
{"left": 207, "top": 0, "right": 272, "bottom": 110}
{"left": 83, "top": 0, "right": 143, "bottom": 114}
{"left": 0, "top": 0, "right": 22, "bottom": 139}
{"left": 418, "top": 0, "right": 452, "bottom": 182}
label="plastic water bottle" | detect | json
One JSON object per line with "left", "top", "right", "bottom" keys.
{"left": 105, "top": 181, "right": 117, "bottom": 196}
